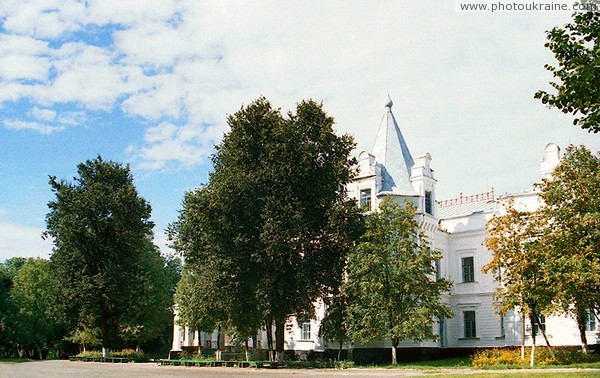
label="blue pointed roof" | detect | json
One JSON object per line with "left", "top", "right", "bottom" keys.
{"left": 371, "top": 98, "right": 417, "bottom": 196}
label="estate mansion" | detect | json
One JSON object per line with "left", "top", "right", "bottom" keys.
{"left": 171, "top": 99, "right": 598, "bottom": 359}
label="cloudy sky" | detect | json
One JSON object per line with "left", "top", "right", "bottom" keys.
{"left": 1, "top": 1, "right": 598, "bottom": 261}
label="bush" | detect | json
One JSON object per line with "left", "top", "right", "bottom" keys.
{"left": 76, "top": 349, "right": 144, "bottom": 360}
{"left": 471, "top": 347, "right": 600, "bottom": 367}
{"left": 76, "top": 351, "right": 103, "bottom": 358}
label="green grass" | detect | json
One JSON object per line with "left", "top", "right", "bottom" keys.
{"left": 0, "top": 358, "right": 32, "bottom": 363}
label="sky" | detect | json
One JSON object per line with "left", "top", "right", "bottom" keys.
{"left": 1, "top": 1, "right": 599, "bottom": 262}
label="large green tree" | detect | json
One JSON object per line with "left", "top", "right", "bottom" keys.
{"left": 45, "top": 156, "right": 160, "bottom": 357}
{"left": 169, "top": 97, "right": 362, "bottom": 360}
{"left": 345, "top": 198, "right": 452, "bottom": 365}
{"left": 535, "top": 10, "right": 600, "bottom": 133}
{"left": 537, "top": 145, "right": 600, "bottom": 353}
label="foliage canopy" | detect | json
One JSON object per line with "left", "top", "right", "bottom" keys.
{"left": 535, "top": 11, "right": 600, "bottom": 133}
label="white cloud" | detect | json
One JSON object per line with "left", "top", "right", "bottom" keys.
{"left": 0, "top": 0, "right": 85, "bottom": 39}
{"left": 0, "top": 222, "right": 52, "bottom": 261}
{"left": 128, "top": 121, "right": 219, "bottom": 170}
{"left": 30, "top": 106, "right": 56, "bottom": 122}
{"left": 30, "top": 42, "right": 147, "bottom": 110}
{"left": 3, "top": 119, "right": 64, "bottom": 134}
{"left": 57, "top": 111, "right": 86, "bottom": 126}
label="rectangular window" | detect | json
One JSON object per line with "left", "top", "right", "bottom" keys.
{"left": 301, "top": 321, "right": 311, "bottom": 340}
{"left": 435, "top": 259, "right": 441, "bottom": 281}
{"left": 462, "top": 256, "right": 474, "bottom": 283}
{"left": 359, "top": 189, "right": 372, "bottom": 211}
{"left": 587, "top": 309, "right": 596, "bottom": 332}
{"left": 425, "top": 190, "right": 432, "bottom": 215}
{"left": 533, "top": 314, "right": 546, "bottom": 335}
{"left": 464, "top": 311, "right": 476, "bottom": 338}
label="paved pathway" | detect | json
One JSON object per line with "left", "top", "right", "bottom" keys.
{"left": 2, "top": 360, "right": 600, "bottom": 378}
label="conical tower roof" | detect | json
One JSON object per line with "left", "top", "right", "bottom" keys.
{"left": 371, "top": 97, "right": 416, "bottom": 196}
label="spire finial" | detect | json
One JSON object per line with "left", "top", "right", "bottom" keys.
{"left": 385, "top": 95, "right": 393, "bottom": 109}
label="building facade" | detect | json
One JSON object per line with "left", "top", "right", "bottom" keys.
{"left": 172, "top": 99, "right": 598, "bottom": 358}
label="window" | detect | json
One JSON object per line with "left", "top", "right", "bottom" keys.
{"left": 435, "top": 259, "right": 441, "bottom": 281}
{"left": 462, "top": 256, "right": 475, "bottom": 283}
{"left": 464, "top": 311, "right": 476, "bottom": 338}
{"left": 425, "top": 190, "right": 432, "bottom": 215}
{"left": 499, "top": 316, "right": 505, "bottom": 338}
{"left": 533, "top": 314, "right": 546, "bottom": 335}
{"left": 301, "top": 321, "right": 311, "bottom": 340}
{"left": 587, "top": 309, "right": 597, "bottom": 332}
{"left": 359, "top": 189, "right": 372, "bottom": 211}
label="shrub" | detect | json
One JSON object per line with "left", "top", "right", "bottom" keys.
{"left": 76, "top": 349, "right": 144, "bottom": 360}
{"left": 470, "top": 348, "right": 523, "bottom": 367}
{"left": 76, "top": 351, "right": 103, "bottom": 358}
{"left": 471, "top": 347, "right": 600, "bottom": 367}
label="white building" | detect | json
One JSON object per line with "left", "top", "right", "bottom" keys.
{"left": 172, "top": 99, "right": 598, "bottom": 360}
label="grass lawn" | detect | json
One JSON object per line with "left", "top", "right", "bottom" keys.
{"left": 0, "top": 358, "right": 32, "bottom": 363}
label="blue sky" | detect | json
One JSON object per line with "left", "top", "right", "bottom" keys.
{"left": 1, "top": 1, "right": 598, "bottom": 261}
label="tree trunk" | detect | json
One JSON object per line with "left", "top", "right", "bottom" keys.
{"left": 217, "top": 326, "right": 221, "bottom": 351}
{"left": 101, "top": 311, "right": 110, "bottom": 358}
{"left": 265, "top": 321, "right": 274, "bottom": 362}
{"left": 391, "top": 339, "right": 399, "bottom": 365}
{"left": 521, "top": 310, "right": 525, "bottom": 360}
{"left": 337, "top": 343, "right": 342, "bottom": 361}
{"left": 530, "top": 314, "right": 536, "bottom": 367}
{"left": 576, "top": 306, "right": 589, "bottom": 354}
{"left": 275, "top": 319, "right": 285, "bottom": 362}
{"left": 534, "top": 312, "right": 555, "bottom": 359}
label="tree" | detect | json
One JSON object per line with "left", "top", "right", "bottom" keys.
{"left": 119, "top": 243, "right": 180, "bottom": 350}
{"left": 537, "top": 145, "right": 600, "bottom": 353}
{"left": 9, "top": 258, "right": 64, "bottom": 358}
{"left": 45, "top": 156, "right": 156, "bottom": 357}
{"left": 319, "top": 289, "right": 351, "bottom": 361}
{"left": 345, "top": 198, "right": 452, "bottom": 364}
{"left": 483, "top": 201, "right": 556, "bottom": 365}
{"left": 535, "top": 10, "right": 600, "bottom": 133}
{"left": 169, "top": 97, "right": 362, "bottom": 360}
{"left": 0, "top": 258, "right": 64, "bottom": 359}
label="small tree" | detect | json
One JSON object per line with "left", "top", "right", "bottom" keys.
{"left": 345, "top": 198, "right": 452, "bottom": 364}
{"left": 319, "top": 289, "right": 351, "bottom": 361}
{"left": 484, "top": 201, "right": 556, "bottom": 365}
{"left": 537, "top": 145, "right": 600, "bottom": 353}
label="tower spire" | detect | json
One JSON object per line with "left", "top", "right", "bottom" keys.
{"left": 371, "top": 97, "right": 416, "bottom": 196}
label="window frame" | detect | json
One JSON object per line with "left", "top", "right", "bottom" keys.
{"left": 425, "top": 190, "right": 432, "bottom": 215}
{"left": 587, "top": 309, "right": 597, "bottom": 332}
{"left": 463, "top": 310, "right": 477, "bottom": 338}
{"left": 359, "top": 188, "right": 372, "bottom": 212}
{"left": 300, "top": 320, "right": 311, "bottom": 340}
{"left": 461, "top": 256, "right": 475, "bottom": 283}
